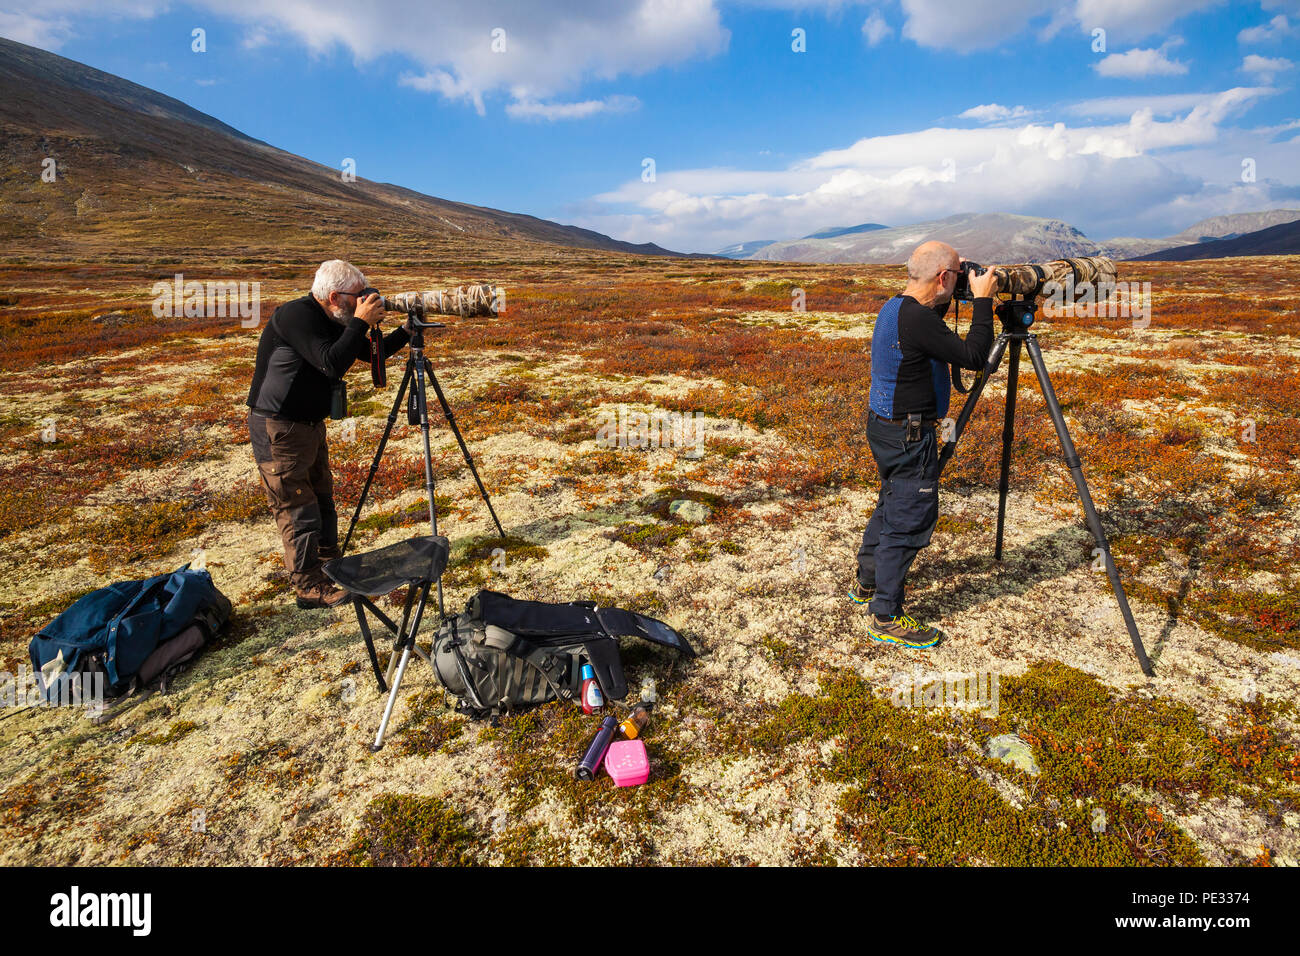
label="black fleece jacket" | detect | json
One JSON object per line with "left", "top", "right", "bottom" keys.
{"left": 246, "top": 294, "right": 409, "bottom": 422}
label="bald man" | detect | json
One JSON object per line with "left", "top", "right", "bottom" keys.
{"left": 851, "top": 241, "right": 998, "bottom": 648}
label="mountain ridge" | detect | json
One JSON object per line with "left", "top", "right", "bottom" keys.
{"left": 737, "top": 210, "right": 1300, "bottom": 264}
{"left": 0, "top": 36, "right": 696, "bottom": 262}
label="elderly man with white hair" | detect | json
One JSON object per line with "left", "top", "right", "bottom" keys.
{"left": 850, "top": 240, "right": 998, "bottom": 647}
{"left": 246, "top": 260, "right": 410, "bottom": 608}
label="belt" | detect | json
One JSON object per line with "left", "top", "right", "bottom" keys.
{"left": 249, "top": 408, "right": 321, "bottom": 425}
{"left": 870, "top": 411, "right": 940, "bottom": 428}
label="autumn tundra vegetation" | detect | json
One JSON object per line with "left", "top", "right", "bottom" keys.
{"left": 0, "top": 243, "right": 1297, "bottom": 865}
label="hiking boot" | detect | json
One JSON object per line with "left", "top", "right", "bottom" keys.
{"left": 848, "top": 579, "right": 874, "bottom": 605}
{"left": 295, "top": 581, "right": 352, "bottom": 610}
{"left": 866, "top": 613, "right": 945, "bottom": 649}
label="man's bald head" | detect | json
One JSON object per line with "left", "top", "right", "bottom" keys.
{"left": 906, "top": 241, "right": 960, "bottom": 282}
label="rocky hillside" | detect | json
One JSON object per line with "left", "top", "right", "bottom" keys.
{"left": 0, "top": 36, "right": 688, "bottom": 262}
{"left": 749, "top": 213, "right": 1099, "bottom": 265}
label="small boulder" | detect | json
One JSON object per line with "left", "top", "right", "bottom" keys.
{"left": 668, "top": 499, "right": 711, "bottom": 524}
{"left": 985, "top": 733, "right": 1039, "bottom": 775}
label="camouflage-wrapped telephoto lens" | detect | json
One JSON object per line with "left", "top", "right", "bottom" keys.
{"left": 380, "top": 283, "right": 500, "bottom": 317}
{"left": 956, "top": 257, "right": 1117, "bottom": 300}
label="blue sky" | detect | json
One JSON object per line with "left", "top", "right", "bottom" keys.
{"left": 3, "top": 0, "right": 1298, "bottom": 252}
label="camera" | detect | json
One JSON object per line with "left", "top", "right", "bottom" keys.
{"left": 952, "top": 256, "right": 1117, "bottom": 302}
{"left": 377, "top": 284, "right": 501, "bottom": 318}
{"left": 952, "top": 261, "right": 986, "bottom": 300}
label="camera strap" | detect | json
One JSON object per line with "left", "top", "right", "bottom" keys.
{"left": 369, "top": 327, "right": 386, "bottom": 388}
{"left": 949, "top": 299, "right": 970, "bottom": 394}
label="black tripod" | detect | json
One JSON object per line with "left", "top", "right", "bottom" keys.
{"left": 939, "top": 295, "right": 1154, "bottom": 677}
{"left": 336, "top": 303, "right": 505, "bottom": 748}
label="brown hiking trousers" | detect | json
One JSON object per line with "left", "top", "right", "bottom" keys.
{"left": 248, "top": 412, "right": 340, "bottom": 592}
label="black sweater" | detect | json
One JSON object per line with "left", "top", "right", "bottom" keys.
{"left": 870, "top": 295, "right": 994, "bottom": 420}
{"left": 246, "top": 294, "right": 410, "bottom": 422}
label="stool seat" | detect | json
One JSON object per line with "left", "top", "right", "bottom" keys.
{"left": 323, "top": 535, "right": 449, "bottom": 597}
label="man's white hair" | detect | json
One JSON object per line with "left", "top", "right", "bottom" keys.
{"left": 906, "top": 242, "right": 959, "bottom": 281}
{"left": 311, "top": 259, "right": 366, "bottom": 301}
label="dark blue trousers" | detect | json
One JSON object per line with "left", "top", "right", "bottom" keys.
{"left": 856, "top": 411, "right": 940, "bottom": 617}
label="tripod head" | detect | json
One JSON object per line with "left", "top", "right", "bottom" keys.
{"left": 996, "top": 295, "right": 1037, "bottom": 335}
{"left": 403, "top": 299, "right": 446, "bottom": 347}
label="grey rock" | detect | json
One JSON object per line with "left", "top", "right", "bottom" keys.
{"left": 985, "top": 733, "right": 1039, "bottom": 776}
{"left": 669, "top": 499, "right": 711, "bottom": 524}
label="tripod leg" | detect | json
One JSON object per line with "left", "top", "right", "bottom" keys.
{"left": 995, "top": 339, "right": 1022, "bottom": 561}
{"left": 341, "top": 360, "right": 415, "bottom": 554}
{"left": 938, "top": 333, "right": 1010, "bottom": 476}
{"left": 370, "top": 580, "right": 433, "bottom": 751}
{"left": 411, "top": 363, "right": 447, "bottom": 620}
{"left": 372, "top": 643, "right": 413, "bottom": 751}
{"left": 1023, "top": 335, "right": 1154, "bottom": 677}
{"left": 424, "top": 359, "right": 506, "bottom": 538}
{"left": 354, "top": 600, "right": 388, "bottom": 693}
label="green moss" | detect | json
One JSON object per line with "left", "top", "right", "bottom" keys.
{"left": 742, "top": 666, "right": 1208, "bottom": 865}
{"left": 760, "top": 635, "right": 802, "bottom": 670}
{"left": 442, "top": 534, "right": 549, "bottom": 588}
{"left": 132, "top": 720, "right": 199, "bottom": 746}
{"left": 588, "top": 589, "right": 669, "bottom": 618}
{"left": 334, "top": 793, "right": 483, "bottom": 866}
{"left": 609, "top": 521, "right": 692, "bottom": 551}
{"left": 476, "top": 698, "right": 698, "bottom": 864}
{"left": 934, "top": 514, "right": 981, "bottom": 536}
{"left": 709, "top": 439, "right": 750, "bottom": 460}
{"left": 393, "top": 690, "right": 466, "bottom": 757}
{"left": 357, "top": 497, "right": 453, "bottom": 535}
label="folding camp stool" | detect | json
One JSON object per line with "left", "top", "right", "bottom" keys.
{"left": 323, "top": 534, "right": 450, "bottom": 751}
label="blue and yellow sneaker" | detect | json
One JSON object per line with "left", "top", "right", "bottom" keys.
{"left": 848, "top": 580, "right": 874, "bottom": 605}
{"left": 866, "top": 613, "right": 945, "bottom": 649}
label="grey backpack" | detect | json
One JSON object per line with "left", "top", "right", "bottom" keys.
{"left": 431, "top": 590, "right": 694, "bottom": 718}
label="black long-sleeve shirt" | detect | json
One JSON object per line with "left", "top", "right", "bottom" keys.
{"left": 246, "top": 294, "right": 410, "bottom": 422}
{"left": 869, "top": 295, "right": 994, "bottom": 419}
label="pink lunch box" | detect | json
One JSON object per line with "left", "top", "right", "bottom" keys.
{"left": 604, "top": 739, "right": 650, "bottom": 786}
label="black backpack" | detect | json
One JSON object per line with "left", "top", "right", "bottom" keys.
{"left": 432, "top": 589, "right": 693, "bottom": 718}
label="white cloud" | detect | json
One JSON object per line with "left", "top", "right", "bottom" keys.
{"left": 861, "top": 11, "right": 892, "bottom": 46}
{"left": 1066, "top": 92, "right": 1217, "bottom": 118}
{"left": 960, "top": 103, "right": 1032, "bottom": 123}
{"left": 218, "top": 0, "right": 728, "bottom": 115}
{"left": 0, "top": 10, "right": 71, "bottom": 46}
{"left": 899, "top": 0, "right": 1054, "bottom": 50}
{"left": 505, "top": 95, "right": 640, "bottom": 121}
{"left": 241, "top": 27, "right": 273, "bottom": 50}
{"left": 1237, "top": 14, "right": 1294, "bottom": 43}
{"left": 578, "top": 86, "right": 1282, "bottom": 251}
{"left": 1071, "top": 0, "right": 1221, "bottom": 42}
{"left": 896, "top": 0, "right": 1221, "bottom": 51}
{"left": 0, "top": 0, "right": 730, "bottom": 118}
{"left": 399, "top": 69, "right": 486, "bottom": 116}
{"left": 1241, "top": 53, "right": 1295, "bottom": 83}
{"left": 1094, "top": 46, "right": 1188, "bottom": 78}
{"left": 0, "top": 1, "right": 160, "bottom": 48}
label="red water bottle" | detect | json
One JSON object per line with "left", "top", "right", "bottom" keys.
{"left": 580, "top": 663, "right": 604, "bottom": 715}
